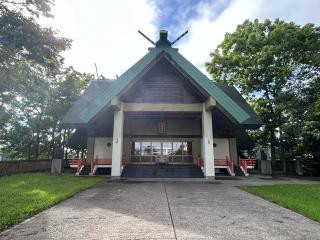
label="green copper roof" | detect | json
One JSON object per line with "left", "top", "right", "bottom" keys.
{"left": 165, "top": 46, "right": 250, "bottom": 123}
{"left": 77, "top": 46, "right": 165, "bottom": 123}
{"left": 64, "top": 30, "right": 258, "bottom": 125}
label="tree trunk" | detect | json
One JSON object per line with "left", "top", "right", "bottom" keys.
{"left": 270, "top": 129, "right": 277, "bottom": 170}
{"left": 28, "top": 142, "right": 32, "bottom": 160}
{"left": 62, "top": 129, "right": 67, "bottom": 159}
{"left": 64, "top": 148, "right": 68, "bottom": 159}
{"left": 50, "top": 123, "right": 57, "bottom": 159}
{"left": 34, "top": 109, "right": 44, "bottom": 160}
{"left": 279, "top": 128, "right": 286, "bottom": 174}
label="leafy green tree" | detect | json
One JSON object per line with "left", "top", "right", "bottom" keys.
{"left": 206, "top": 19, "right": 320, "bottom": 168}
{"left": 0, "top": 1, "right": 92, "bottom": 160}
{"left": 0, "top": 0, "right": 71, "bottom": 114}
{"left": 45, "top": 67, "right": 91, "bottom": 159}
{"left": 2, "top": 65, "right": 91, "bottom": 160}
{"left": 302, "top": 78, "right": 320, "bottom": 158}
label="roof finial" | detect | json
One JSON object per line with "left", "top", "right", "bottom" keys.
{"left": 138, "top": 29, "right": 189, "bottom": 48}
{"left": 171, "top": 30, "right": 188, "bottom": 46}
{"left": 138, "top": 30, "right": 155, "bottom": 46}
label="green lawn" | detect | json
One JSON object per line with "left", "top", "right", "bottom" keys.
{"left": 240, "top": 184, "right": 320, "bottom": 222}
{"left": 0, "top": 173, "right": 103, "bottom": 231}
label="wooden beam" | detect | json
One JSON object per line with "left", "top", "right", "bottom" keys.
{"left": 123, "top": 103, "right": 203, "bottom": 112}
{"left": 111, "top": 96, "right": 121, "bottom": 110}
{"left": 205, "top": 97, "right": 216, "bottom": 111}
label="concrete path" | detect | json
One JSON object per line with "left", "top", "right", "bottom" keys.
{"left": 1, "top": 176, "right": 320, "bottom": 240}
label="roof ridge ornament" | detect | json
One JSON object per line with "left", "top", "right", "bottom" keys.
{"left": 137, "top": 29, "right": 189, "bottom": 47}
{"left": 138, "top": 30, "right": 156, "bottom": 46}
{"left": 171, "top": 30, "right": 188, "bottom": 46}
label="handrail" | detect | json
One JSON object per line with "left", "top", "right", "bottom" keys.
{"left": 67, "top": 158, "right": 85, "bottom": 174}
{"left": 214, "top": 158, "right": 228, "bottom": 166}
{"left": 239, "top": 158, "right": 248, "bottom": 174}
{"left": 90, "top": 157, "right": 128, "bottom": 174}
{"left": 227, "top": 158, "right": 234, "bottom": 174}
{"left": 238, "top": 157, "right": 256, "bottom": 175}
{"left": 239, "top": 158, "right": 255, "bottom": 166}
{"left": 196, "top": 156, "right": 234, "bottom": 175}
{"left": 122, "top": 156, "right": 128, "bottom": 166}
{"left": 197, "top": 156, "right": 203, "bottom": 167}
{"left": 91, "top": 158, "right": 112, "bottom": 173}
{"left": 215, "top": 157, "right": 234, "bottom": 175}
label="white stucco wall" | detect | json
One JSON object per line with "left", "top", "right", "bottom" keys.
{"left": 213, "top": 138, "right": 230, "bottom": 159}
{"left": 93, "top": 137, "right": 113, "bottom": 159}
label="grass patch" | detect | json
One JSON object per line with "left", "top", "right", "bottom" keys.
{"left": 0, "top": 172, "right": 103, "bottom": 231}
{"left": 240, "top": 184, "right": 320, "bottom": 222}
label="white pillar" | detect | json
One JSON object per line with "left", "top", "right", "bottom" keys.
{"left": 202, "top": 103, "right": 215, "bottom": 178}
{"left": 111, "top": 102, "right": 124, "bottom": 177}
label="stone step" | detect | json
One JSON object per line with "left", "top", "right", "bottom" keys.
{"left": 121, "top": 164, "right": 204, "bottom": 178}
{"left": 234, "top": 165, "right": 245, "bottom": 176}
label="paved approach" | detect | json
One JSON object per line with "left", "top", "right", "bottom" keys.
{"left": 1, "top": 176, "right": 320, "bottom": 240}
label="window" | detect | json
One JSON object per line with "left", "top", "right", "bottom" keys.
{"left": 173, "top": 142, "right": 184, "bottom": 155}
{"left": 141, "top": 142, "right": 152, "bottom": 156}
{"left": 152, "top": 142, "right": 161, "bottom": 156}
{"left": 131, "top": 141, "right": 192, "bottom": 163}
{"left": 181, "top": 142, "right": 188, "bottom": 155}
{"left": 162, "top": 142, "right": 173, "bottom": 156}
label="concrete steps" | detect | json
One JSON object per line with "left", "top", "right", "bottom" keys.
{"left": 79, "top": 164, "right": 90, "bottom": 175}
{"left": 121, "top": 164, "right": 204, "bottom": 178}
{"left": 234, "top": 165, "right": 245, "bottom": 176}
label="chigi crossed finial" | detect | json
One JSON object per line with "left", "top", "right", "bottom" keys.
{"left": 138, "top": 29, "right": 188, "bottom": 47}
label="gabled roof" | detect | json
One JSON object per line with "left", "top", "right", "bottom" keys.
{"left": 63, "top": 30, "right": 262, "bottom": 127}
{"left": 63, "top": 79, "right": 114, "bottom": 125}
{"left": 215, "top": 83, "right": 263, "bottom": 126}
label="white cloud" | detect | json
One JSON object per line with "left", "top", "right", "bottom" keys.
{"left": 42, "top": 0, "right": 157, "bottom": 78}
{"left": 177, "top": 0, "right": 320, "bottom": 75}
{"left": 41, "top": 0, "right": 320, "bottom": 78}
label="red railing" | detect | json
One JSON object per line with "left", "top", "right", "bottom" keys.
{"left": 91, "top": 158, "right": 112, "bottom": 173}
{"left": 196, "top": 156, "right": 234, "bottom": 175}
{"left": 238, "top": 158, "right": 256, "bottom": 175}
{"left": 215, "top": 157, "right": 234, "bottom": 175}
{"left": 67, "top": 158, "right": 85, "bottom": 173}
{"left": 197, "top": 156, "right": 203, "bottom": 167}
{"left": 122, "top": 156, "right": 128, "bottom": 166}
{"left": 90, "top": 157, "right": 128, "bottom": 174}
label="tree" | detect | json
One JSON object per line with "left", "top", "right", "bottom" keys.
{"left": 206, "top": 19, "right": 320, "bottom": 169}
{"left": 302, "top": 77, "right": 320, "bottom": 159}
{"left": 2, "top": 65, "right": 91, "bottom": 160}
{"left": 0, "top": 0, "right": 71, "bottom": 111}
{"left": 0, "top": 0, "right": 91, "bottom": 160}
{"left": 0, "top": 0, "right": 54, "bottom": 17}
{"left": 45, "top": 67, "right": 91, "bottom": 159}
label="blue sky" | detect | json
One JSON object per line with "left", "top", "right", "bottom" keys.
{"left": 42, "top": 0, "right": 320, "bottom": 78}
{"left": 153, "top": 0, "right": 229, "bottom": 31}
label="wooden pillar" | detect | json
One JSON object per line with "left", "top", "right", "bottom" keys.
{"left": 111, "top": 102, "right": 124, "bottom": 177}
{"left": 202, "top": 103, "right": 215, "bottom": 178}
{"left": 86, "top": 137, "right": 95, "bottom": 164}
